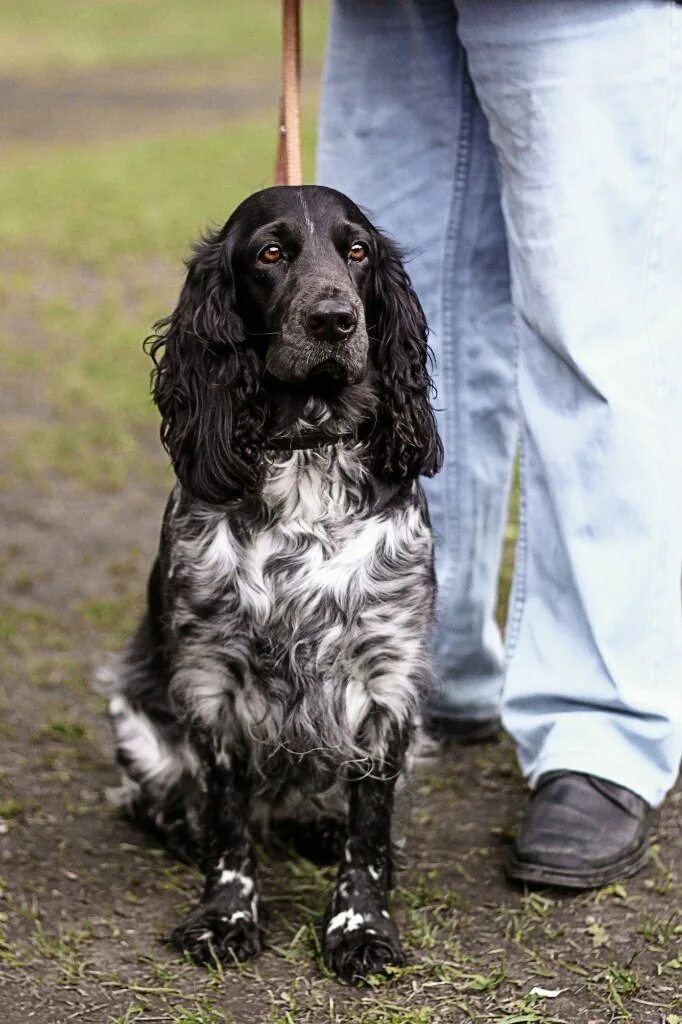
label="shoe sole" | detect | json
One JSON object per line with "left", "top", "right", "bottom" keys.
{"left": 505, "top": 840, "right": 651, "bottom": 891}
{"left": 422, "top": 717, "right": 501, "bottom": 747}
{"left": 448, "top": 719, "right": 501, "bottom": 745}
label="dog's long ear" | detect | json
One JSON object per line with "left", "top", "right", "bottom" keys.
{"left": 367, "top": 234, "right": 443, "bottom": 480}
{"left": 146, "top": 230, "right": 264, "bottom": 503}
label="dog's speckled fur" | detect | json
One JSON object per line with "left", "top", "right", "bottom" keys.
{"left": 105, "top": 186, "right": 442, "bottom": 983}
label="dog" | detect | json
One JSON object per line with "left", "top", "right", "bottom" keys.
{"left": 106, "top": 185, "right": 442, "bottom": 983}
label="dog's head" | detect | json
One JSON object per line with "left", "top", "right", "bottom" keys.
{"left": 149, "top": 185, "right": 442, "bottom": 503}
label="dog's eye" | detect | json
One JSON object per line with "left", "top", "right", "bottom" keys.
{"left": 348, "top": 242, "right": 367, "bottom": 263}
{"left": 258, "top": 244, "right": 284, "bottom": 265}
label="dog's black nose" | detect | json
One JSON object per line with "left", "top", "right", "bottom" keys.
{"left": 306, "top": 300, "right": 357, "bottom": 343}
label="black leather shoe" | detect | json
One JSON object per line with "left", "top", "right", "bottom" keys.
{"left": 421, "top": 712, "right": 501, "bottom": 746}
{"left": 506, "top": 771, "right": 651, "bottom": 890}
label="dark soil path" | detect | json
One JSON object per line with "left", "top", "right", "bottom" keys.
{"left": 0, "top": 62, "right": 319, "bottom": 145}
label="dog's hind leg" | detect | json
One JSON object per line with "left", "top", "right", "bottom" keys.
{"left": 104, "top": 609, "right": 204, "bottom": 863}
{"left": 108, "top": 694, "right": 203, "bottom": 863}
{"left": 170, "top": 741, "right": 262, "bottom": 965}
{"left": 322, "top": 722, "right": 408, "bottom": 984}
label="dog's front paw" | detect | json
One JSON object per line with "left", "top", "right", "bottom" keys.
{"left": 170, "top": 903, "right": 262, "bottom": 965}
{"left": 323, "top": 908, "right": 404, "bottom": 984}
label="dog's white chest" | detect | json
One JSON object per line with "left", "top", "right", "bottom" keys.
{"left": 171, "top": 451, "right": 433, "bottom": 764}
{"left": 185, "top": 452, "right": 430, "bottom": 649}
{"left": 215, "top": 453, "right": 388, "bottom": 627}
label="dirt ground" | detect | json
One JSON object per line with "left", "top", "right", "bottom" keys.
{"left": 0, "top": 63, "right": 680, "bottom": 1024}
{"left": 0, "top": 63, "right": 320, "bottom": 145}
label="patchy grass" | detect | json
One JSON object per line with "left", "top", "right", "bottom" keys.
{"left": 77, "top": 595, "right": 141, "bottom": 646}
{"left": 38, "top": 717, "right": 87, "bottom": 742}
{"left": 0, "top": 799, "right": 22, "bottom": 819}
{"left": 0, "top": 814, "right": 680, "bottom": 1021}
{"left": 0, "top": 607, "right": 69, "bottom": 656}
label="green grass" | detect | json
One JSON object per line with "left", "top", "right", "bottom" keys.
{"left": 39, "top": 718, "right": 87, "bottom": 742}
{"left": 0, "top": 607, "right": 70, "bottom": 656}
{"left": 0, "top": 1, "right": 328, "bottom": 74}
{"left": 0, "top": 113, "right": 318, "bottom": 268}
{"left": 0, "top": 113, "right": 317, "bottom": 490}
{"left": 0, "top": 799, "right": 22, "bottom": 819}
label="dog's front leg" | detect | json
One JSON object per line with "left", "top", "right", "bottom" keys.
{"left": 323, "top": 726, "right": 407, "bottom": 983}
{"left": 170, "top": 742, "right": 261, "bottom": 965}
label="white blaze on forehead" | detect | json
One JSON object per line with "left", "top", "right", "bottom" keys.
{"left": 298, "top": 188, "right": 314, "bottom": 236}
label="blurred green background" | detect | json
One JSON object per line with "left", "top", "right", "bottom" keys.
{"left": 0, "top": 0, "right": 515, "bottom": 616}
{"left": 0, "top": 1, "right": 329, "bottom": 494}
{"left": 1, "top": 0, "right": 328, "bottom": 71}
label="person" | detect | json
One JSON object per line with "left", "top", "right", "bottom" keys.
{"left": 317, "top": 0, "right": 682, "bottom": 889}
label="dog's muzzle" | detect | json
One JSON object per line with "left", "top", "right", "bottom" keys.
{"left": 306, "top": 299, "right": 358, "bottom": 346}
{"left": 267, "top": 296, "right": 369, "bottom": 386}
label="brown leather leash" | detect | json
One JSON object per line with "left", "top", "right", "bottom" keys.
{"left": 274, "top": 0, "right": 303, "bottom": 186}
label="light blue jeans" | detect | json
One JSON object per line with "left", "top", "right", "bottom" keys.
{"left": 317, "top": 0, "right": 682, "bottom": 807}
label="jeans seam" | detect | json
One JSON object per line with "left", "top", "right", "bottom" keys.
{"left": 439, "top": 51, "right": 474, "bottom": 581}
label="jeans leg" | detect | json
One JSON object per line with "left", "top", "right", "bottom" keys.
{"left": 456, "top": 0, "right": 682, "bottom": 805}
{"left": 318, "top": 0, "right": 518, "bottom": 720}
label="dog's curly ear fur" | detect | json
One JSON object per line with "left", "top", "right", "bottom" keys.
{"left": 146, "top": 230, "right": 265, "bottom": 503}
{"left": 367, "top": 234, "right": 443, "bottom": 481}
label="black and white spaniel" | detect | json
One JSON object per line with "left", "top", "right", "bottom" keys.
{"left": 106, "top": 185, "right": 442, "bottom": 983}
